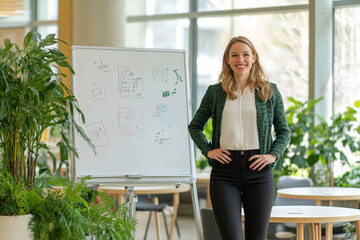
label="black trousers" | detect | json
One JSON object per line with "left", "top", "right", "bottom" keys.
{"left": 210, "top": 150, "right": 275, "bottom": 240}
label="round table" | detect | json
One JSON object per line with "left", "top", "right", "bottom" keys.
{"left": 242, "top": 206, "right": 360, "bottom": 240}
{"left": 99, "top": 184, "right": 191, "bottom": 240}
{"left": 277, "top": 187, "right": 360, "bottom": 206}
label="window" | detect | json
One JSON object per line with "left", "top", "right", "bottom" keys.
{"left": 0, "top": 0, "right": 30, "bottom": 28}
{"left": 33, "top": 0, "right": 58, "bottom": 39}
{"left": 35, "top": 0, "right": 58, "bottom": 21}
{"left": 126, "top": 0, "right": 189, "bottom": 15}
{"left": 196, "top": 12, "right": 309, "bottom": 107}
{"left": 126, "top": 19, "right": 189, "bottom": 50}
{"left": 334, "top": 6, "right": 360, "bottom": 114}
{"left": 126, "top": 2, "right": 309, "bottom": 110}
{"left": 198, "top": 0, "right": 308, "bottom": 11}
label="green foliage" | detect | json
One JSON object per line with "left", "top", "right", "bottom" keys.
{"left": 0, "top": 31, "right": 94, "bottom": 187}
{"left": 86, "top": 190, "right": 137, "bottom": 239}
{"left": 28, "top": 175, "right": 136, "bottom": 240}
{"left": 334, "top": 164, "right": 360, "bottom": 188}
{"left": 273, "top": 97, "right": 321, "bottom": 179}
{"left": 275, "top": 98, "right": 360, "bottom": 186}
{"left": 195, "top": 119, "right": 213, "bottom": 170}
{"left": 307, "top": 103, "right": 360, "bottom": 186}
{"left": 334, "top": 164, "right": 360, "bottom": 239}
{"left": 0, "top": 31, "right": 136, "bottom": 239}
{"left": 0, "top": 169, "right": 31, "bottom": 215}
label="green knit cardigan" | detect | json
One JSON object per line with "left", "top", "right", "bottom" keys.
{"left": 188, "top": 82, "right": 290, "bottom": 168}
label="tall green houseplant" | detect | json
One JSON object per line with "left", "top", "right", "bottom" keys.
{"left": 0, "top": 31, "right": 91, "bottom": 188}
{"left": 0, "top": 32, "right": 136, "bottom": 239}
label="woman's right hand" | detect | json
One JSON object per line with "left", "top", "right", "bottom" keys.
{"left": 207, "top": 148, "right": 232, "bottom": 164}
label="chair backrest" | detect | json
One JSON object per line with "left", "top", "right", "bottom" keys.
{"left": 136, "top": 195, "right": 167, "bottom": 211}
{"left": 200, "top": 208, "right": 222, "bottom": 240}
{"left": 275, "top": 176, "right": 316, "bottom": 206}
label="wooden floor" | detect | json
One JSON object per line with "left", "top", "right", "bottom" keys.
{"left": 135, "top": 209, "right": 198, "bottom": 240}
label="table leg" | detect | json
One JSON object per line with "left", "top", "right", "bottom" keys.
{"left": 152, "top": 197, "right": 161, "bottom": 240}
{"left": 296, "top": 223, "right": 304, "bottom": 240}
{"left": 310, "top": 223, "right": 315, "bottom": 240}
{"left": 310, "top": 223, "right": 321, "bottom": 240}
{"left": 118, "top": 194, "right": 124, "bottom": 205}
{"left": 355, "top": 220, "right": 360, "bottom": 240}
{"left": 325, "top": 223, "right": 332, "bottom": 240}
{"left": 206, "top": 183, "right": 212, "bottom": 209}
{"left": 169, "top": 193, "right": 179, "bottom": 240}
{"left": 316, "top": 223, "right": 321, "bottom": 240}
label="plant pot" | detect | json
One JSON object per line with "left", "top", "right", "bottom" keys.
{"left": 0, "top": 214, "right": 32, "bottom": 240}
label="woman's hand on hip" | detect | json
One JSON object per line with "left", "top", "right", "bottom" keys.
{"left": 248, "top": 154, "right": 276, "bottom": 171}
{"left": 207, "top": 148, "right": 231, "bottom": 164}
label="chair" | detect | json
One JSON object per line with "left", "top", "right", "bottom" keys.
{"left": 269, "top": 176, "right": 315, "bottom": 239}
{"left": 136, "top": 194, "right": 169, "bottom": 240}
{"left": 156, "top": 194, "right": 181, "bottom": 237}
{"left": 271, "top": 176, "right": 345, "bottom": 239}
{"left": 274, "top": 175, "right": 316, "bottom": 206}
{"left": 200, "top": 208, "right": 222, "bottom": 240}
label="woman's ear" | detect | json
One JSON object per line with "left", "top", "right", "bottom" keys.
{"left": 252, "top": 53, "right": 257, "bottom": 63}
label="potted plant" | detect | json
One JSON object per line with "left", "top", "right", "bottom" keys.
{"left": 275, "top": 97, "right": 360, "bottom": 187}
{"left": 0, "top": 31, "right": 136, "bottom": 239}
{"left": 28, "top": 175, "right": 136, "bottom": 240}
{"left": 0, "top": 169, "right": 33, "bottom": 239}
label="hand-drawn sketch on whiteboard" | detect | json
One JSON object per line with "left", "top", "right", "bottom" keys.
{"left": 72, "top": 46, "right": 195, "bottom": 183}
{"left": 87, "top": 121, "right": 109, "bottom": 147}
{"left": 173, "top": 69, "right": 184, "bottom": 85}
{"left": 152, "top": 68, "right": 168, "bottom": 82}
{"left": 91, "top": 87, "right": 107, "bottom": 101}
{"left": 72, "top": 46, "right": 203, "bottom": 239}
{"left": 117, "top": 66, "right": 143, "bottom": 98}
{"left": 153, "top": 103, "right": 174, "bottom": 127}
{"left": 94, "top": 60, "right": 111, "bottom": 73}
{"left": 117, "top": 108, "right": 144, "bottom": 137}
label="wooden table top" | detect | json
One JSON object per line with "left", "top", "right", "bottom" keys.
{"left": 98, "top": 184, "right": 191, "bottom": 195}
{"left": 195, "top": 171, "right": 210, "bottom": 183}
{"left": 277, "top": 187, "right": 360, "bottom": 201}
{"left": 242, "top": 206, "right": 360, "bottom": 223}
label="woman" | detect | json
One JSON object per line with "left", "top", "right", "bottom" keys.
{"left": 188, "top": 36, "right": 290, "bottom": 240}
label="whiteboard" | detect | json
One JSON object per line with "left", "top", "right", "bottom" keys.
{"left": 72, "top": 46, "right": 195, "bottom": 184}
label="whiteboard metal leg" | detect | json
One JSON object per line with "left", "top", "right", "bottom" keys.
{"left": 124, "top": 187, "right": 138, "bottom": 240}
{"left": 191, "top": 181, "right": 203, "bottom": 240}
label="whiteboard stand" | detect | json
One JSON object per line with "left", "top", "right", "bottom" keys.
{"left": 71, "top": 46, "right": 202, "bottom": 239}
{"left": 124, "top": 187, "right": 138, "bottom": 240}
{"left": 122, "top": 182, "right": 203, "bottom": 240}
{"left": 190, "top": 179, "right": 203, "bottom": 240}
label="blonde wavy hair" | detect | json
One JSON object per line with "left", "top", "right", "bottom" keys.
{"left": 219, "top": 36, "right": 273, "bottom": 102}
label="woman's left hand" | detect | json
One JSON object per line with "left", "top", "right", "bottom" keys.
{"left": 248, "top": 154, "right": 277, "bottom": 171}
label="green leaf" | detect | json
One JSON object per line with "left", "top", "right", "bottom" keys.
{"left": 287, "top": 97, "right": 301, "bottom": 105}
{"left": 340, "top": 152, "right": 348, "bottom": 162}
{"left": 3, "top": 39, "right": 13, "bottom": 51}
{"left": 320, "top": 155, "right": 327, "bottom": 165}
{"left": 355, "top": 100, "right": 360, "bottom": 108}
{"left": 0, "top": 100, "right": 6, "bottom": 120}
{"left": 47, "top": 151, "right": 57, "bottom": 173}
{"left": 293, "top": 155, "right": 306, "bottom": 168}
{"left": 23, "top": 31, "right": 32, "bottom": 48}
{"left": 307, "top": 97, "right": 323, "bottom": 109}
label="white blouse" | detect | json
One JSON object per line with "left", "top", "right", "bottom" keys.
{"left": 220, "top": 87, "right": 260, "bottom": 150}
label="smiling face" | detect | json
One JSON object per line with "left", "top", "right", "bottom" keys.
{"left": 227, "top": 42, "right": 256, "bottom": 80}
